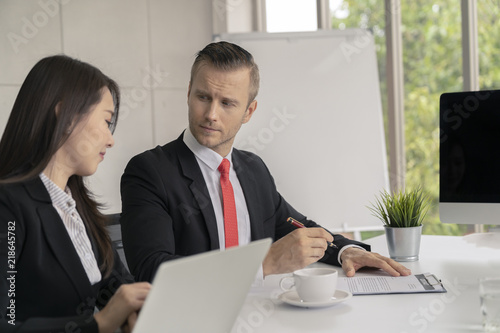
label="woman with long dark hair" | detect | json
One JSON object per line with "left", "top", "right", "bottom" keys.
{"left": 0, "top": 55, "right": 150, "bottom": 333}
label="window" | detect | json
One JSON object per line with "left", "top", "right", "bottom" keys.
{"left": 400, "top": 1, "right": 463, "bottom": 235}
{"left": 262, "top": 0, "right": 486, "bottom": 235}
{"left": 266, "top": 0, "right": 317, "bottom": 32}
{"left": 477, "top": 1, "right": 500, "bottom": 232}
{"left": 329, "top": 0, "right": 388, "bottom": 239}
{"left": 478, "top": 1, "right": 500, "bottom": 90}
{"left": 329, "top": 0, "right": 387, "bottom": 137}
{"left": 328, "top": 0, "right": 468, "bottom": 235}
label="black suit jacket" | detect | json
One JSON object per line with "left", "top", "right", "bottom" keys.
{"left": 0, "top": 178, "right": 133, "bottom": 333}
{"left": 120, "top": 134, "right": 370, "bottom": 282}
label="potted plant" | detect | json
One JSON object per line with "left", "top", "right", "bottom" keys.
{"left": 368, "top": 187, "right": 430, "bottom": 262}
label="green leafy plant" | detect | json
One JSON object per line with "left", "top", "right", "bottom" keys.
{"left": 368, "top": 187, "right": 431, "bottom": 228}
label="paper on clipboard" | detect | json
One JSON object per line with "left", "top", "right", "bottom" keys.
{"left": 337, "top": 273, "right": 447, "bottom": 296}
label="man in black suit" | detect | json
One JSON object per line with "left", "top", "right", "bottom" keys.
{"left": 120, "top": 41, "right": 410, "bottom": 282}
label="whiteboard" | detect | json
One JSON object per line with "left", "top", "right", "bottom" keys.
{"left": 217, "top": 30, "right": 389, "bottom": 232}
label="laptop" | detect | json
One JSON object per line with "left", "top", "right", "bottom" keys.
{"left": 133, "top": 238, "right": 272, "bottom": 333}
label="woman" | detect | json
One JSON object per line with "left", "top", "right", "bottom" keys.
{"left": 0, "top": 55, "right": 150, "bottom": 333}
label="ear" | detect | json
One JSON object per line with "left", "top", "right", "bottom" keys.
{"left": 187, "top": 81, "right": 192, "bottom": 102}
{"left": 54, "top": 101, "right": 62, "bottom": 117}
{"left": 55, "top": 102, "right": 73, "bottom": 134}
{"left": 242, "top": 100, "right": 257, "bottom": 124}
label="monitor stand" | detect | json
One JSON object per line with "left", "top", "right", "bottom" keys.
{"left": 463, "top": 232, "right": 500, "bottom": 249}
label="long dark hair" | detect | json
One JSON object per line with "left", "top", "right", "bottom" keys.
{"left": 0, "top": 55, "right": 120, "bottom": 277}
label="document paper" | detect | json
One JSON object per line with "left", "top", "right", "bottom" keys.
{"left": 337, "top": 273, "right": 447, "bottom": 295}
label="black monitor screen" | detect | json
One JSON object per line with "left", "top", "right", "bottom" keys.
{"left": 440, "top": 90, "right": 500, "bottom": 203}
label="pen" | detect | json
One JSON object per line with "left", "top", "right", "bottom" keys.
{"left": 287, "top": 217, "right": 338, "bottom": 249}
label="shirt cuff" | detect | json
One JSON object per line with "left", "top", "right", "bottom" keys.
{"left": 337, "top": 244, "right": 366, "bottom": 265}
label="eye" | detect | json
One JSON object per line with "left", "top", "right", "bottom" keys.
{"left": 106, "top": 120, "right": 114, "bottom": 129}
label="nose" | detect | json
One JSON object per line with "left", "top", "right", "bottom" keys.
{"left": 206, "top": 101, "right": 219, "bottom": 122}
{"left": 106, "top": 130, "right": 115, "bottom": 148}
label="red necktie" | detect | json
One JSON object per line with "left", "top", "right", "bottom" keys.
{"left": 218, "top": 158, "right": 239, "bottom": 248}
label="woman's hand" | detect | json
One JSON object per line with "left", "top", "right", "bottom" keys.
{"left": 94, "top": 282, "right": 151, "bottom": 333}
{"left": 121, "top": 311, "right": 139, "bottom": 333}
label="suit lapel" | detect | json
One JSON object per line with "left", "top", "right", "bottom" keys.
{"left": 232, "top": 150, "right": 264, "bottom": 240}
{"left": 25, "top": 179, "right": 94, "bottom": 301}
{"left": 174, "top": 136, "right": 220, "bottom": 249}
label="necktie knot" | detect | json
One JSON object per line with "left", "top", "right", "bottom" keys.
{"left": 218, "top": 158, "right": 230, "bottom": 177}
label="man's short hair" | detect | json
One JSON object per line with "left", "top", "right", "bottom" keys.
{"left": 190, "top": 41, "right": 260, "bottom": 103}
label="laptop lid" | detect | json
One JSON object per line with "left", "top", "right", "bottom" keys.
{"left": 133, "top": 238, "right": 272, "bottom": 333}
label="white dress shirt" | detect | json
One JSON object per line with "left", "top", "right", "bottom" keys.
{"left": 183, "top": 129, "right": 252, "bottom": 249}
{"left": 40, "top": 173, "right": 102, "bottom": 285}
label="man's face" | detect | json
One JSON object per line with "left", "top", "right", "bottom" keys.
{"left": 187, "top": 64, "right": 257, "bottom": 157}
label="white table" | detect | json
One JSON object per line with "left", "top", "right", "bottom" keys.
{"left": 233, "top": 234, "right": 500, "bottom": 333}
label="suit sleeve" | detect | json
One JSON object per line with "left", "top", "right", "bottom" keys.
{"left": 95, "top": 247, "right": 135, "bottom": 310}
{"left": 0, "top": 316, "right": 98, "bottom": 333}
{"left": 120, "top": 152, "right": 183, "bottom": 282}
{"left": 248, "top": 153, "right": 371, "bottom": 267}
{"left": 0, "top": 190, "right": 99, "bottom": 333}
{"left": 0, "top": 251, "right": 133, "bottom": 333}
{"left": 272, "top": 194, "right": 370, "bottom": 267}
{"left": 304, "top": 218, "right": 371, "bottom": 266}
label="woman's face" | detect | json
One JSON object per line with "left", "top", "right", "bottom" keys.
{"left": 60, "top": 87, "right": 115, "bottom": 177}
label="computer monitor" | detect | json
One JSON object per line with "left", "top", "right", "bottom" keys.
{"left": 439, "top": 89, "right": 500, "bottom": 225}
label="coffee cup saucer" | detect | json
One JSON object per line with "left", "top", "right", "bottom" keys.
{"left": 278, "top": 289, "right": 352, "bottom": 308}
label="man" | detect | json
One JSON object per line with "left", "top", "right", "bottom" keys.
{"left": 120, "top": 41, "right": 410, "bottom": 282}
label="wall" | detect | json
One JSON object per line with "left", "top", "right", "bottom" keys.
{"left": 0, "top": 0, "right": 214, "bottom": 213}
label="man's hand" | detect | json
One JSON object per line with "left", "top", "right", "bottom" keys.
{"left": 340, "top": 247, "right": 411, "bottom": 277}
{"left": 262, "top": 228, "right": 333, "bottom": 277}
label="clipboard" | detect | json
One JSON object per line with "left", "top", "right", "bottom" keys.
{"left": 337, "top": 272, "right": 447, "bottom": 296}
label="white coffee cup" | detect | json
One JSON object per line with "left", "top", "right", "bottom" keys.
{"left": 280, "top": 267, "right": 338, "bottom": 302}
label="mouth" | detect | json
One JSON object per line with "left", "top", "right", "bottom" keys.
{"left": 200, "top": 125, "right": 218, "bottom": 133}
{"left": 100, "top": 152, "right": 106, "bottom": 159}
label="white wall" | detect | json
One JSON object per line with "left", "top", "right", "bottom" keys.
{"left": 0, "top": 0, "right": 217, "bottom": 213}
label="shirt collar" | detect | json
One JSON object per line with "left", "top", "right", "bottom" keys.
{"left": 39, "top": 173, "right": 76, "bottom": 214}
{"left": 183, "top": 128, "right": 233, "bottom": 171}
